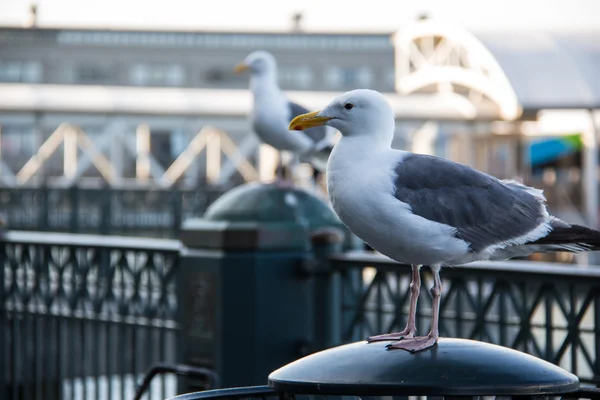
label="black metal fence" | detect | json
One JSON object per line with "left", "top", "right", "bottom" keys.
{"left": 0, "top": 186, "right": 226, "bottom": 238}
{"left": 3, "top": 229, "right": 600, "bottom": 400}
{"left": 329, "top": 251, "right": 600, "bottom": 385}
{"left": 0, "top": 230, "right": 182, "bottom": 400}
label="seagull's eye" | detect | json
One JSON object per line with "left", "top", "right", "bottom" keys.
{"left": 344, "top": 103, "right": 354, "bottom": 110}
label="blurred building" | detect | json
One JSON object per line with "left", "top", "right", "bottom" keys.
{"left": 0, "top": 28, "right": 396, "bottom": 90}
{"left": 0, "top": 27, "right": 398, "bottom": 187}
{"left": 1, "top": 22, "right": 600, "bottom": 232}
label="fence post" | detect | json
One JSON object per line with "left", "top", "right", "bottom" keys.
{"left": 99, "top": 186, "right": 111, "bottom": 235}
{"left": 69, "top": 185, "right": 79, "bottom": 233}
{"left": 39, "top": 184, "right": 49, "bottom": 231}
{"left": 171, "top": 188, "right": 183, "bottom": 239}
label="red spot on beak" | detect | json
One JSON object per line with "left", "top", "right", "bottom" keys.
{"left": 293, "top": 125, "right": 302, "bottom": 131}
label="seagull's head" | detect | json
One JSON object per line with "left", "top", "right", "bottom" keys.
{"left": 234, "top": 51, "right": 277, "bottom": 76}
{"left": 288, "top": 89, "right": 395, "bottom": 142}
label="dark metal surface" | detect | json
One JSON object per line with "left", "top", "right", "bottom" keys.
{"left": 562, "top": 387, "right": 600, "bottom": 400}
{"left": 167, "top": 385, "right": 600, "bottom": 400}
{"left": 328, "top": 251, "right": 600, "bottom": 385}
{"left": 168, "top": 384, "right": 600, "bottom": 400}
{"left": 167, "top": 385, "right": 278, "bottom": 400}
{"left": 268, "top": 338, "right": 580, "bottom": 396}
{"left": 133, "top": 363, "right": 219, "bottom": 400}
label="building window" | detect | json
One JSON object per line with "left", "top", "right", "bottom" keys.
{"left": 74, "top": 65, "right": 111, "bottom": 84}
{"left": 62, "top": 64, "right": 112, "bottom": 84}
{"left": 130, "top": 64, "right": 185, "bottom": 87}
{"left": 1, "top": 125, "right": 36, "bottom": 155}
{"left": 324, "top": 66, "right": 372, "bottom": 89}
{"left": 203, "top": 67, "right": 245, "bottom": 87}
{"left": 0, "top": 61, "right": 42, "bottom": 83}
{"left": 278, "top": 66, "right": 313, "bottom": 89}
{"left": 56, "top": 30, "right": 392, "bottom": 51}
{"left": 386, "top": 68, "right": 396, "bottom": 89}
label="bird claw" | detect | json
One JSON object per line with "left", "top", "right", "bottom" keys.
{"left": 366, "top": 330, "right": 415, "bottom": 342}
{"left": 385, "top": 335, "right": 438, "bottom": 353}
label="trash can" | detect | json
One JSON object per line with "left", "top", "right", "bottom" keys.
{"left": 178, "top": 182, "right": 358, "bottom": 389}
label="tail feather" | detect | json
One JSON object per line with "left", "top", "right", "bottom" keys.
{"left": 530, "top": 223, "right": 600, "bottom": 252}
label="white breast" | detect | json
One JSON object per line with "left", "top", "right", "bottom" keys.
{"left": 327, "top": 139, "right": 470, "bottom": 266}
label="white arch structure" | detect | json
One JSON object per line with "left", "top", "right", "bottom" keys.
{"left": 392, "top": 20, "right": 523, "bottom": 121}
{"left": 391, "top": 20, "right": 600, "bottom": 236}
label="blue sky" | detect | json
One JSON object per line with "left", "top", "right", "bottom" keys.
{"left": 1, "top": 0, "right": 599, "bottom": 32}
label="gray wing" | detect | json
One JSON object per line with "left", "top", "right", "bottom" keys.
{"left": 394, "top": 154, "right": 548, "bottom": 253}
{"left": 288, "top": 101, "right": 328, "bottom": 144}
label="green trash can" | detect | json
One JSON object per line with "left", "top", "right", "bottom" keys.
{"left": 178, "top": 182, "right": 359, "bottom": 390}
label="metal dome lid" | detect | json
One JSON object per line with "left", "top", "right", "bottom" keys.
{"left": 268, "top": 338, "right": 579, "bottom": 396}
{"left": 203, "top": 182, "right": 342, "bottom": 230}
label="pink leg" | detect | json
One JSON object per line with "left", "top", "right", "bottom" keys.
{"left": 367, "top": 264, "right": 421, "bottom": 342}
{"left": 387, "top": 265, "right": 442, "bottom": 353}
{"left": 272, "top": 152, "right": 298, "bottom": 187}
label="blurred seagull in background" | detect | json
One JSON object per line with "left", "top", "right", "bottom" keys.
{"left": 289, "top": 88, "right": 600, "bottom": 353}
{"left": 235, "top": 50, "right": 334, "bottom": 185}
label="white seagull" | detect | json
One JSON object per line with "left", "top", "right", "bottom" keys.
{"left": 289, "top": 89, "right": 600, "bottom": 353}
{"left": 235, "top": 51, "right": 334, "bottom": 182}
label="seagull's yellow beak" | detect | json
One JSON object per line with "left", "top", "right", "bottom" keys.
{"left": 234, "top": 63, "right": 250, "bottom": 74}
{"left": 289, "top": 111, "right": 332, "bottom": 131}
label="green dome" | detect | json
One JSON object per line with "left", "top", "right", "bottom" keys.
{"left": 204, "top": 182, "right": 343, "bottom": 231}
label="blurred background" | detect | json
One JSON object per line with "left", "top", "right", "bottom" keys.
{"left": 2, "top": 1, "right": 600, "bottom": 400}
{"left": 1, "top": 0, "right": 600, "bottom": 250}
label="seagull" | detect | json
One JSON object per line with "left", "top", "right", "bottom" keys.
{"left": 289, "top": 88, "right": 600, "bottom": 353}
{"left": 234, "top": 50, "right": 333, "bottom": 183}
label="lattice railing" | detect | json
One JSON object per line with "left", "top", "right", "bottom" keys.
{"left": 0, "top": 186, "right": 225, "bottom": 238}
{"left": 329, "top": 251, "right": 600, "bottom": 384}
{"left": 0, "top": 231, "right": 182, "bottom": 400}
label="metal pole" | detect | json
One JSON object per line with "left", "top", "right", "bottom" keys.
{"left": 582, "top": 109, "right": 598, "bottom": 229}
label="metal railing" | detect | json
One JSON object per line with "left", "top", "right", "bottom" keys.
{"left": 329, "top": 251, "right": 600, "bottom": 385}
{"left": 0, "top": 230, "right": 182, "bottom": 400}
{"left": 0, "top": 186, "right": 225, "bottom": 238}
{"left": 4, "top": 229, "right": 600, "bottom": 399}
